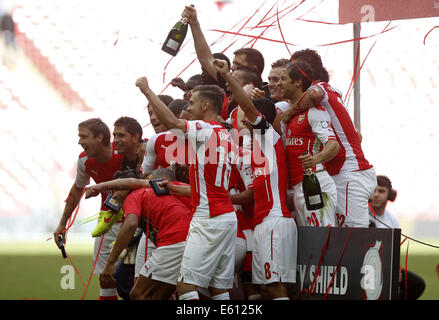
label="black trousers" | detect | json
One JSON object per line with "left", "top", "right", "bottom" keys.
{"left": 399, "top": 270, "right": 426, "bottom": 300}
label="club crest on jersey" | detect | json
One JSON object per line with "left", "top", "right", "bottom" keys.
{"left": 297, "top": 114, "right": 306, "bottom": 124}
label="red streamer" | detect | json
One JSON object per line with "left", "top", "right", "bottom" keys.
{"left": 423, "top": 26, "right": 439, "bottom": 45}
{"left": 323, "top": 227, "right": 353, "bottom": 300}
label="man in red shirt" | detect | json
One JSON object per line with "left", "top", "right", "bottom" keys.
{"left": 86, "top": 169, "right": 192, "bottom": 300}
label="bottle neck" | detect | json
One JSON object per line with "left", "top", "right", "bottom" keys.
{"left": 304, "top": 168, "right": 314, "bottom": 175}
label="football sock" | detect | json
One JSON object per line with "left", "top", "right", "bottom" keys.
{"left": 212, "top": 292, "right": 230, "bottom": 300}
{"left": 98, "top": 288, "right": 118, "bottom": 300}
{"left": 178, "top": 291, "right": 200, "bottom": 300}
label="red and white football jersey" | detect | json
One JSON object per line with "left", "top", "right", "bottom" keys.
{"left": 184, "top": 120, "right": 239, "bottom": 218}
{"left": 75, "top": 143, "right": 123, "bottom": 209}
{"left": 314, "top": 82, "right": 373, "bottom": 175}
{"left": 122, "top": 188, "right": 192, "bottom": 247}
{"left": 141, "top": 131, "right": 187, "bottom": 175}
{"left": 250, "top": 115, "right": 291, "bottom": 226}
{"left": 283, "top": 106, "right": 337, "bottom": 187}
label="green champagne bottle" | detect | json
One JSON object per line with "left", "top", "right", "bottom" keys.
{"left": 161, "top": 16, "right": 189, "bottom": 56}
{"left": 302, "top": 152, "right": 324, "bottom": 210}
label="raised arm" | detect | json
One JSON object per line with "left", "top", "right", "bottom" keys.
{"left": 182, "top": 5, "right": 218, "bottom": 81}
{"left": 85, "top": 178, "right": 150, "bottom": 199}
{"left": 135, "top": 77, "right": 186, "bottom": 132}
{"left": 213, "top": 59, "right": 259, "bottom": 123}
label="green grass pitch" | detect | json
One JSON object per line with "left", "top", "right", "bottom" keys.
{"left": 0, "top": 238, "right": 438, "bottom": 300}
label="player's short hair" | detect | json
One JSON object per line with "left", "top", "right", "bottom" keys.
{"left": 150, "top": 168, "right": 176, "bottom": 181}
{"left": 113, "top": 168, "right": 141, "bottom": 179}
{"left": 233, "top": 66, "right": 263, "bottom": 89}
{"left": 78, "top": 118, "right": 111, "bottom": 146}
{"left": 271, "top": 58, "right": 289, "bottom": 69}
{"left": 234, "top": 47, "right": 265, "bottom": 75}
{"left": 252, "top": 98, "right": 276, "bottom": 125}
{"left": 290, "top": 49, "right": 324, "bottom": 82}
{"left": 168, "top": 99, "right": 189, "bottom": 117}
{"left": 114, "top": 116, "right": 143, "bottom": 141}
{"left": 191, "top": 84, "right": 225, "bottom": 115}
{"left": 286, "top": 61, "right": 313, "bottom": 92}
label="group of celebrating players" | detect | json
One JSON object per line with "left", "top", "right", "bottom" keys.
{"left": 53, "top": 6, "right": 377, "bottom": 300}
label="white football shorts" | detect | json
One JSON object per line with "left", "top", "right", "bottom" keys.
{"left": 252, "top": 216, "right": 298, "bottom": 285}
{"left": 139, "top": 241, "right": 186, "bottom": 285}
{"left": 331, "top": 167, "right": 377, "bottom": 228}
{"left": 178, "top": 212, "right": 237, "bottom": 289}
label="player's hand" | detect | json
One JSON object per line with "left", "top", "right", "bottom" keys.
{"left": 299, "top": 152, "right": 317, "bottom": 170}
{"left": 53, "top": 224, "right": 67, "bottom": 248}
{"left": 99, "top": 264, "right": 117, "bottom": 289}
{"left": 85, "top": 185, "right": 100, "bottom": 199}
{"left": 135, "top": 77, "right": 150, "bottom": 95}
{"left": 182, "top": 5, "right": 197, "bottom": 25}
{"left": 436, "top": 260, "right": 439, "bottom": 279}
{"left": 213, "top": 58, "right": 229, "bottom": 75}
{"left": 250, "top": 87, "right": 265, "bottom": 99}
{"left": 158, "top": 180, "right": 179, "bottom": 195}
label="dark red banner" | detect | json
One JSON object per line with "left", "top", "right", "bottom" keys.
{"left": 339, "top": 0, "right": 439, "bottom": 23}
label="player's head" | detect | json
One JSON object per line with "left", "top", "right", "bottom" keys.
{"left": 228, "top": 66, "right": 263, "bottom": 104}
{"left": 113, "top": 117, "right": 143, "bottom": 156}
{"left": 149, "top": 168, "right": 176, "bottom": 181}
{"left": 231, "top": 66, "right": 263, "bottom": 89}
{"left": 147, "top": 95, "right": 173, "bottom": 133}
{"left": 168, "top": 99, "right": 190, "bottom": 118}
{"left": 280, "top": 61, "right": 313, "bottom": 101}
{"left": 370, "top": 175, "right": 397, "bottom": 211}
{"left": 290, "top": 49, "right": 324, "bottom": 82}
{"left": 268, "top": 58, "right": 289, "bottom": 101}
{"left": 78, "top": 118, "right": 111, "bottom": 157}
{"left": 232, "top": 47, "right": 265, "bottom": 75}
{"left": 188, "top": 85, "right": 225, "bottom": 120}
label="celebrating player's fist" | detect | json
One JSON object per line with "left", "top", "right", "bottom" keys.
{"left": 213, "top": 59, "right": 229, "bottom": 75}
{"left": 135, "top": 76, "right": 149, "bottom": 94}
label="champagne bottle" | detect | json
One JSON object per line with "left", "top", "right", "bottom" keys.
{"left": 302, "top": 152, "right": 324, "bottom": 210}
{"left": 161, "top": 7, "right": 193, "bottom": 56}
